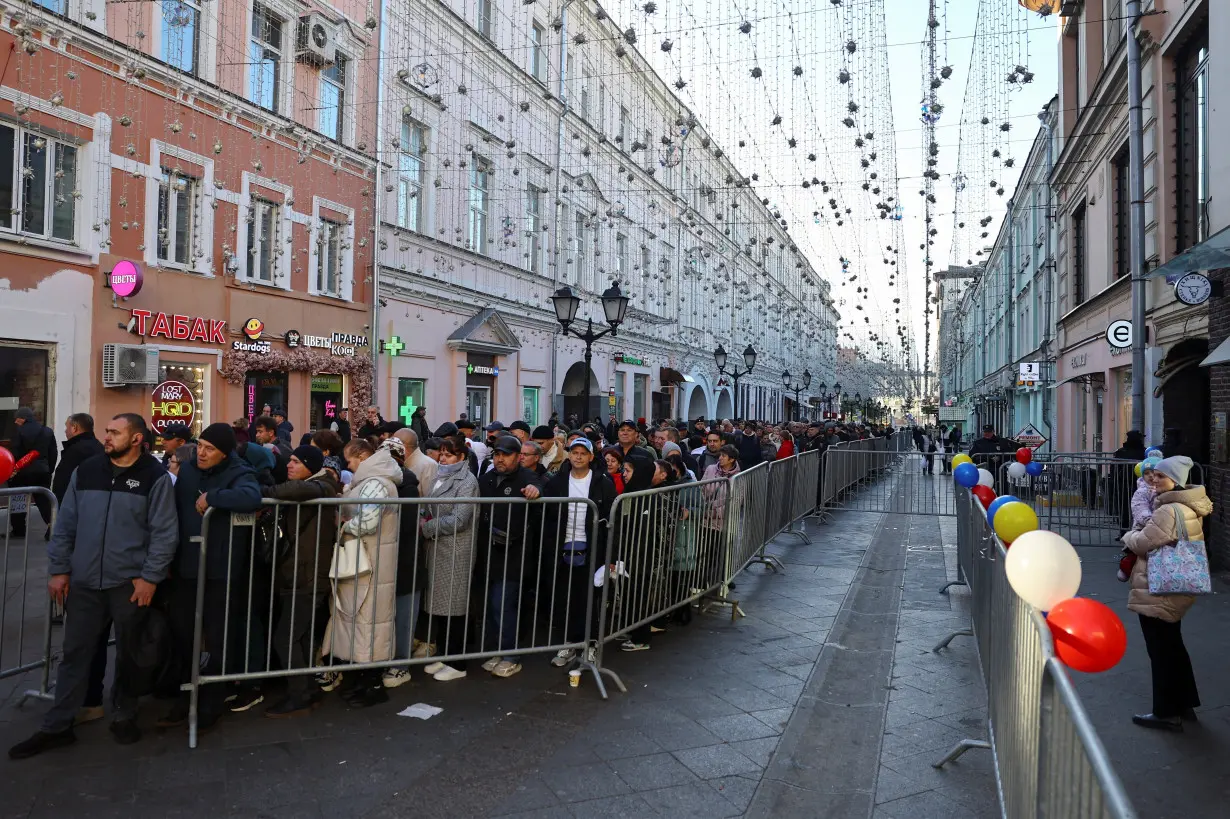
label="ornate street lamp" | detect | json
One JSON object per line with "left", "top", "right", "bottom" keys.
{"left": 782, "top": 368, "right": 812, "bottom": 422}
{"left": 552, "top": 284, "right": 630, "bottom": 421}
{"left": 816, "top": 381, "right": 842, "bottom": 418}
{"left": 715, "top": 342, "right": 756, "bottom": 420}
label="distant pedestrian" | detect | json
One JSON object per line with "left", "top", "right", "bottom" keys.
{"left": 273, "top": 408, "right": 293, "bottom": 443}
{"left": 6, "top": 406, "right": 58, "bottom": 538}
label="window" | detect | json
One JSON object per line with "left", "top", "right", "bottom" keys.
{"left": 581, "top": 71, "right": 591, "bottom": 120}
{"left": 319, "top": 55, "right": 346, "bottom": 141}
{"left": 398, "top": 120, "right": 425, "bottom": 231}
{"left": 1112, "top": 145, "right": 1129, "bottom": 281}
{"left": 468, "top": 157, "right": 491, "bottom": 253}
{"left": 315, "top": 219, "right": 343, "bottom": 296}
{"left": 0, "top": 125, "right": 77, "bottom": 242}
{"left": 573, "top": 212, "right": 587, "bottom": 286}
{"left": 530, "top": 22, "right": 546, "bottom": 82}
{"left": 160, "top": 0, "right": 200, "bottom": 74}
{"left": 1176, "top": 35, "right": 1209, "bottom": 252}
{"left": 34, "top": 0, "right": 66, "bottom": 14}
{"left": 249, "top": 4, "right": 282, "bottom": 113}
{"left": 157, "top": 362, "right": 208, "bottom": 443}
{"left": 521, "top": 387, "right": 539, "bottom": 425}
{"left": 598, "top": 84, "right": 607, "bottom": 133}
{"left": 157, "top": 168, "right": 197, "bottom": 266}
{"left": 477, "top": 0, "right": 493, "bottom": 39}
{"left": 1104, "top": 0, "right": 1123, "bottom": 55}
{"left": 1071, "top": 203, "right": 1086, "bottom": 307}
{"left": 615, "top": 233, "right": 627, "bottom": 280}
{"left": 633, "top": 374, "right": 648, "bottom": 420}
{"left": 397, "top": 378, "right": 426, "bottom": 426}
{"left": 524, "top": 185, "right": 542, "bottom": 273}
{"left": 618, "top": 106, "right": 628, "bottom": 147}
{"left": 245, "top": 199, "right": 279, "bottom": 283}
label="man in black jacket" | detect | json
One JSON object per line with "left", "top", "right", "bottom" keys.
{"left": 52, "top": 414, "right": 105, "bottom": 504}
{"left": 477, "top": 435, "right": 543, "bottom": 677}
{"left": 542, "top": 438, "right": 616, "bottom": 666}
{"left": 7, "top": 407, "right": 58, "bottom": 537}
{"left": 253, "top": 415, "right": 292, "bottom": 483}
{"left": 357, "top": 405, "right": 385, "bottom": 441}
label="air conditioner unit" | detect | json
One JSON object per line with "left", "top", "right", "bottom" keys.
{"left": 102, "top": 344, "right": 160, "bottom": 387}
{"left": 296, "top": 13, "right": 336, "bottom": 65}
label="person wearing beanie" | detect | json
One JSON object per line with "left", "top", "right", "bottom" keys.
{"left": 1122, "top": 453, "right": 1210, "bottom": 732}
{"left": 259, "top": 439, "right": 341, "bottom": 717}
{"left": 162, "top": 420, "right": 262, "bottom": 730}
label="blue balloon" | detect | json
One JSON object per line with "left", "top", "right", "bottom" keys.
{"left": 1145, "top": 447, "right": 1163, "bottom": 459}
{"left": 1025, "top": 461, "right": 1043, "bottom": 477}
{"left": 986, "top": 495, "right": 1021, "bottom": 526}
{"left": 954, "top": 462, "right": 980, "bottom": 488}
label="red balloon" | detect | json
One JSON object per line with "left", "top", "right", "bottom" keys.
{"left": 971, "top": 484, "right": 997, "bottom": 508}
{"left": 1046, "top": 598, "right": 1127, "bottom": 673}
{"left": 0, "top": 446, "right": 14, "bottom": 484}
{"left": 1016, "top": 447, "right": 1033, "bottom": 465}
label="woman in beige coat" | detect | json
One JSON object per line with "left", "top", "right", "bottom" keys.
{"left": 323, "top": 439, "right": 402, "bottom": 707}
{"left": 1120, "top": 456, "right": 1208, "bottom": 732}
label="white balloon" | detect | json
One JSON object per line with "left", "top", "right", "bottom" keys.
{"left": 977, "top": 468, "right": 994, "bottom": 488}
{"left": 1004, "top": 530, "right": 1082, "bottom": 611}
{"left": 1007, "top": 462, "right": 1027, "bottom": 479}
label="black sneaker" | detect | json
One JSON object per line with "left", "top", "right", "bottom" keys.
{"left": 264, "top": 697, "right": 317, "bottom": 719}
{"left": 109, "top": 720, "right": 141, "bottom": 745}
{"left": 155, "top": 702, "right": 189, "bottom": 728}
{"left": 344, "top": 685, "right": 389, "bottom": 709}
{"left": 228, "top": 689, "right": 265, "bottom": 713}
{"left": 8, "top": 728, "right": 75, "bottom": 760}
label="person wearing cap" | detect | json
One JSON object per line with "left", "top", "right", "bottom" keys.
{"left": 615, "top": 419, "right": 654, "bottom": 466}
{"left": 542, "top": 436, "right": 617, "bottom": 668}
{"left": 475, "top": 435, "right": 543, "bottom": 678}
{"left": 159, "top": 422, "right": 194, "bottom": 461}
{"left": 160, "top": 422, "right": 263, "bottom": 731}
{"left": 1122, "top": 456, "right": 1210, "bottom": 732}
{"left": 507, "top": 420, "right": 532, "bottom": 444}
{"left": 258, "top": 445, "right": 342, "bottom": 717}
{"left": 272, "top": 408, "right": 293, "bottom": 443}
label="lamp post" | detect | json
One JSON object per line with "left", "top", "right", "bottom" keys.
{"left": 551, "top": 283, "right": 630, "bottom": 422}
{"left": 782, "top": 368, "right": 812, "bottom": 422}
{"left": 714, "top": 343, "right": 756, "bottom": 421}
{"left": 816, "top": 381, "right": 841, "bottom": 419}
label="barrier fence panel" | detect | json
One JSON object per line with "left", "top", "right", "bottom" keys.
{"left": 932, "top": 488, "right": 1137, "bottom": 819}
{"left": 791, "top": 448, "right": 821, "bottom": 522}
{"left": 188, "top": 495, "right": 621, "bottom": 747}
{"left": 819, "top": 442, "right": 958, "bottom": 517}
{"left": 0, "top": 487, "right": 56, "bottom": 702}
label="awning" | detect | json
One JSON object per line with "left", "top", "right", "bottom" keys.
{"left": 660, "top": 367, "right": 686, "bottom": 385}
{"left": 445, "top": 308, "right": 521, "bottom": 355}
{"left": 1147, "top": 224, "right": 1230, "bottom": 281}
{"left": 1049, "top": 373, "right": 1096, "bottom": 389}
{"left": 1200, "top": 337, "right": 1230, "bottom": 367}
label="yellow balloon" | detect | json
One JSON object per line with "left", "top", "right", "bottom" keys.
{"left": 951, "top": 454, "right": 973, "bottom": 468}
{"left": 1134, "top": 461, "right": 1143, "bottom": 478}
{"left": 994, "top": 502, "right": 1039, "bottom": 545}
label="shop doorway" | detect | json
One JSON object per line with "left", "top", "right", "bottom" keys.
{"left": 310, "top": 374, "right": 344, "bottom": 433}
{"left": 561, "top": 361, "right": 600, "bottom": 423}
{"left": 245, "top": 371, "right": 289, "bottom": 424}
{"left": 466, "top": 387, "right": 490, "bottom": 431}
{"left": 0, "top": 342, "right": 52, "bottom": 450}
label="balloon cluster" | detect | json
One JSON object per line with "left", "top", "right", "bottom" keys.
{"left": 0, "top": 447, "right": 15, "bottom": 484}
{"left": 1135, "top": 447, "right": 1164, "bottom": 478}
{"left": 953, "top": 448, "right": 1127, "bottom": 674}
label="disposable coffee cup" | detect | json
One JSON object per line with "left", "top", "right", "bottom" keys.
{"left": 568, "top": 669, "right": 581, "bottom": 687}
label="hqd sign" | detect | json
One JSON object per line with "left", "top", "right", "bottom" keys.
{"left": 150, "top": 380, "right": 195, "bottom": 435}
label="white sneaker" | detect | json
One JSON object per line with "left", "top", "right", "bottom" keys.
{"left": 412, "top": 642, "right": 436, "bottom": 659}
{"left": 316, "top": 671, "right": 343, "bottom": 692}
{"left": 382, "top": 668, "right": 412, "bottom": 688}
{"left": 423, "top": 662, "right": 445, "bottom": 675}
{"left": 481, "top": 656, "right": 503, "bottom": 672}
{"left": 491, "top": 660, "right": 522, "bottom": 678}
{"left": 433, "top": 665, "right": 467, "bottom": 681}
{"left": 551, "top": 649, "right": 577, "bottom": 667}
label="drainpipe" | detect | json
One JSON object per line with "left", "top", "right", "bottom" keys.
{"left": 1126, "top": 0, "right": 1148, "bottom": 433}
{"left": 370, "top": 9, "right": 387, "bottom": 406}
{"left": 1040, "top": 112, "right": 1055, "bottom": 452}
{"left": 1006, "top": 197, "right": 1016, "bottom": 433}
{"left": 548, "top": 0, "right": 576, "bottom": 418}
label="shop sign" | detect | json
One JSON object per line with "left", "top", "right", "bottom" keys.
{"left": 1014, "top": 423, "right": 1048, "bottom": 450}
{"left": 150, "top": 380, "right": 195, "bottom": 435}
{"left": 1069, "top": 353, "right": 1088, "bottom": 370}
{"left": 232, "top": 317, "right": 271, "bottom": 354}
{"left": 287, "top": 329, "right": 366, "bottom": 357}
{"left": 467, "top": 363, "right": 499, "bottom": 376}
{"left": 131, "top": 309, "right": 226, "bottom": 344}
{"left": 109, "top": 260, "right": 143, "bottom": 298}
{"left": 614, "top": 353, "right": 645, "bottom": 366}
{"left": 311, "top": 375, "right": 343, "bottom": 392}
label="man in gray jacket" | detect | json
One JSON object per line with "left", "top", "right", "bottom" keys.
{"left": 8, "top": 413, "right": 178, "bottom": 759}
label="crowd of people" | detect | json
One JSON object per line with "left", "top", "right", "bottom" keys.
{"left": 5, "top": 405, "right": 888, "bottom": 760}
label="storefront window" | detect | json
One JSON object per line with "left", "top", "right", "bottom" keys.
{"left": 0, "top": 343, "right": 50, "bottom": 450}
{"left": 397, "top": 378, "right": 426, "bottom": 427}
{"left": 156, "top": 361, "right": 208, "bottom": 443}
{"left": 521, "top": 387, "right": 539, "bottom": 426}
{"left": 614, "top": 371, "right": 626, "bottom": 419}
{"left": 245, "top": 371, "right": 288, "bottom": 424}
{"left": 633, "top": 374, "right": 648, "bottom": 420}
{"left": 310, "top": 374, "right": 344, "bottom": 432}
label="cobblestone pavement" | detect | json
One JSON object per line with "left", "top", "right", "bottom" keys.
{"left": 0, "top": 476, "right": 1001, "bottom": 819}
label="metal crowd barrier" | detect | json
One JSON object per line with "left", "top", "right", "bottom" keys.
{"left": 0, "top": 487, "right": 57, "bottom": 703}
{"left": 818, "top": 434, "right": 957, "bottom": 517}
{"left": 816, "top": 434, "right": 906, "bottom": 514}
{"left": 932, "top": 488, "right": 1137, "bottom": 819}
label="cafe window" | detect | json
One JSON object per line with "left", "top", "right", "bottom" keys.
{"left": 310, "top": 374, "right": 343, "bottom": 432}
{"left": 244, "top": 371, "right": 288, "bottom": 424}
{"left": 157, "top": 361, "right": 208, "bottom": 443}
{"left": 397, "top": 377, "right": 426, "bottom": 427}
{"left": 521, "top": 387, "right": 539, "bottom": 426}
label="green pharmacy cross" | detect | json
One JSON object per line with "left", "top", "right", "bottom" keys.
{"left": 383, "top": 336, "right": 405, "bottom": 356}
{"left": 399, "top": 395, "right": 418, "bottom": 425}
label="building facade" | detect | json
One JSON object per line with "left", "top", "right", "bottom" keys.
{"left": 1051, "top": 0, "right": 1211, "bottom": 457}
{"left": 0, "top": 0, "right": 380, "bottom": 444}
{"left": 371, "top": 0, "right": 838, "bottom": 429}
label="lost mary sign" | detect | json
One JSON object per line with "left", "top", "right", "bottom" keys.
{"left": 130, "top": 309, "right": 227, "bottom": 344}
{"left": 149, "top": 380, "right": 195, "bottom": 435}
